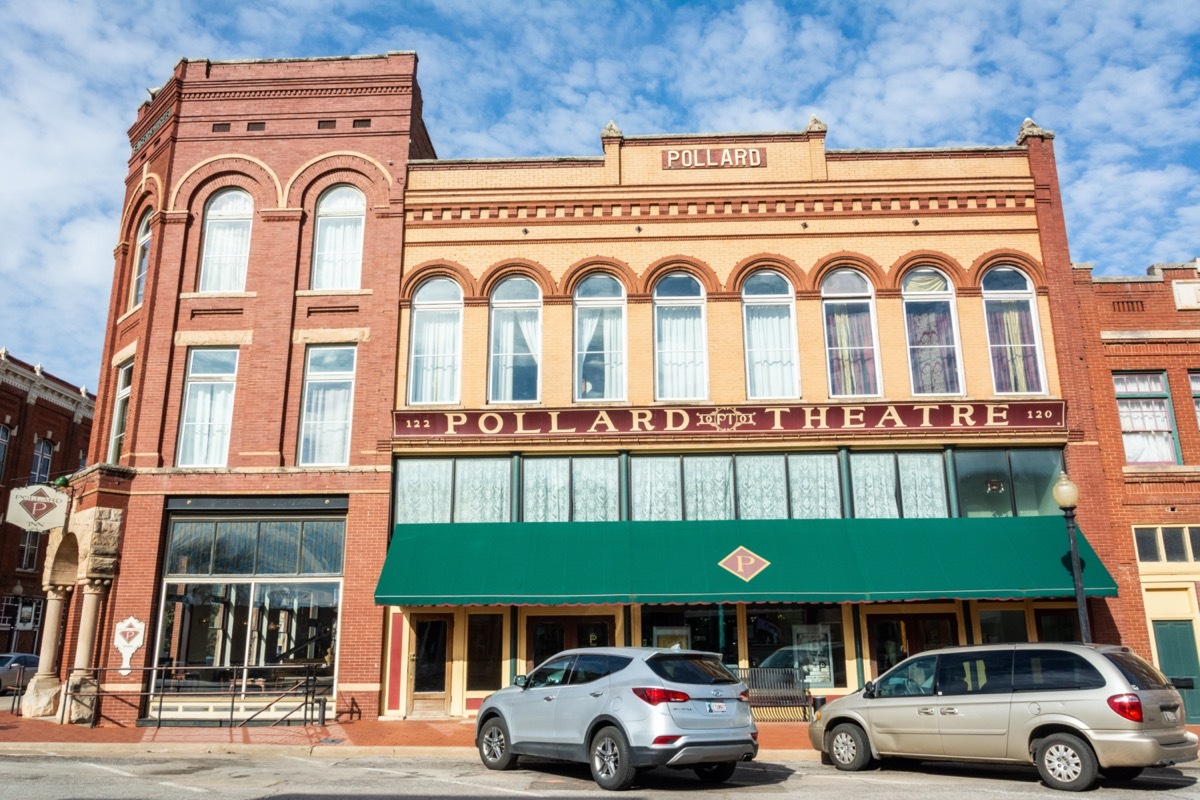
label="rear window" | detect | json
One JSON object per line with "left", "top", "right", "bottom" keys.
{"left": 1014, "top": 649, "right": 1106, "bottom": 692}
{"left": 1105, "top": 651, "right": 1170, "bottom": 690}
{"left": 648, "top": 655, "right": 738, "bottom": 685}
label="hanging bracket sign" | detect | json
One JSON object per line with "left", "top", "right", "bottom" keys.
{"left": 5, "top": 485, "right": 69, "bottom": 532}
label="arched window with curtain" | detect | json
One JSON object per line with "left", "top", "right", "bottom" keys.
{"left": 742, "top": 270, "right": 799, "bottom": 399}
{"left": 653, "top": 272, "right": 708, "bottom": 401}
{"left": 131, "top": 210, "right": 152, "bottom": 307}
{"left": 311, "top": 185, "right": 365, "bottom": 290}
{"left": 198, "top": 188, "right": 253, "bottom": 292}
{"left": 821, "top": 269, "right": 880, "bottom": 397}
{"left": 573, "top": 273, "right": 626, "bottom": 401}
{"left": 902, "top": 267, "right": 963, "bottom": 395}
{"left": 982, "top": 266, "right": 1045, "bottom": 394}
{"left": 30, "top": 438, "right": 52, "bottom": 484}
{"left": 489, "top": 276, "right": 541, "bottom": 403}
{"left": 408, "top": 277, "right": 464, "bottom": 405}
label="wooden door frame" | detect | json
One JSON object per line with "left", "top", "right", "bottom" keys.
{"left": 524, "top": 614, "right": 615, "bottom": 672}
{"left": 860, "top": 604, "right": 964, "bottom": 680}
{"left": 407, "top": 613, "right": 454, "bottom": 716}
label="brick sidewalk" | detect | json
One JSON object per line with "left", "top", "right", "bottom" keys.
{"left": 0, "top": 711, "right": 813, "bottom": 756}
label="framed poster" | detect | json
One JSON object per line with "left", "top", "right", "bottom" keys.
{"left": 16, "top": 601, "right": 35, "bottom": 631}
{"left": 653, "top": 626, "right": 691, "bottom": 650}
{"left": 792, "top": 624, "right": 833, "bottom": 688}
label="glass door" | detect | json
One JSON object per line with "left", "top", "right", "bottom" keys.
{"left": 868, "top": 613, "right": 958, "bottom": 677}
{"left": 409, "top": 614, "right": 454, "bottom": 716}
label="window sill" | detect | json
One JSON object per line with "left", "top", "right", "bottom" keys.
{"left": 180, "top": 291, "right": 257, "bottom": 299}
{"left": 1122, "top": 464, "right": 1195, "bottom": 473}
{"left": 297, "top": 289, "right": 373, "bottom": 296}
{"left": 116, "top": 305, "right": 141, "bottom": 324}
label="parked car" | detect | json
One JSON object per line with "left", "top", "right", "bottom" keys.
{"left": 475, "top": 646, "right": 758, "bottom": 790}
{"left": 0, "top": 653, "right": 38, "bottom": 694}
{"left": 809, "top": 642, "right": 1198, "bottom": 791}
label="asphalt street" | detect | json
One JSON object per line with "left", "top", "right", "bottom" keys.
{"left": 0, "top": 753, "right": 1197, "bottom": 800}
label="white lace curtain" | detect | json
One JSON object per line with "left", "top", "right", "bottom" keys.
{"left": 394, "top": 460, "right": 453, "bottom": 523}
{"left": 312, "top": 188, "right": 364, "bottom": 290}
{"left": 744, "top": 304, "right": 797, "bottom": 398}
{"left": 523, "top": 458, "right": 619, "bottom": 522}
{"left": 788, "top": 454, "right": 842, "bottom": 518}
{"left": 410, "top": 307, "right": 462, "bottom": 403}
{"left": 1118, "top": 399, "right": 1176, "bottom": 463}
{"left": 655, "top": 306, "right": 706, "bottom": 399}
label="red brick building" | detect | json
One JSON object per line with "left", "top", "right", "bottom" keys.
{"left": 0, "top": 350, "right": 93, "bottom": 655}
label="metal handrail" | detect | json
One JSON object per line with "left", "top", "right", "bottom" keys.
{"left": 5, "top": 664, "right": 27, "bottom": 715}
{"left": 732, "top": 666, "right": 814, "bottom": 721}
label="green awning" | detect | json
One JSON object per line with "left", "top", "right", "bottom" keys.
{"left": 374, "top": 516, "right": 1118, "bottom": 607}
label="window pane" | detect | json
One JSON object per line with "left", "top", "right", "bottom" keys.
{"left": 655, "top": 305, "right": 706, "bottom": 400}
{"left": 825, "top": 300, "right": 877, "bottom": 396}
{"left": 1010, "top": 449, "right": 1063, "bottom": 516}
{"left": 1162, "top": 527, "right": 1188, "bottom": 562}
{"left": 156, "top": 583, "right": 249, "bottom": 675}
{"left": 1114, "top": 373, "right": 1166, "bottom": 393}
{"left": 905, "top": 300, "right": 960, "bottom": 394}
{"left": 523, "top": 458, "right": 570, "bottom": 522}
{"left": 1190, "top": 527, "right": 1200, "bottom": 561}
{"left": 981, "top": 267, "right": 1029, "bottom": 291}
{"left": 395, "top": 460, "right": 453, "bottom": 523}
{"left": 572, "top": 458, "right": 619, "bottom": 522}
{"left": 300, "top": 520, "right": 345, "bottom": 573}
{"left": 467, "top": 615, "right": 504, "bottom": 691}
{"left": 300, "top": 375, "right": 354, "bottom": 465}
{"left": 250, "top": 582, "right": 339, "bottom": 668}
{"left": 898, "top": 453, "right": 947, "bottom": 517}
{"left": 979, "top": 609, "right": 1028, "bottom": 643}
{"left": 1013, "top": 650, "right": 1105, "bottom": 691}
{"left": 179, "top": 382, "right": 235, "bottom": 467}
{"left": 937, "top": 650, "right": 1013, "bottom": 694}
{"left": 257, "top": 521, "right": 301, "bottom": 574}
{"left": 213, "top": 521, "right": 257, "bottom": 574}
{"left": 1134, "top": 528, "right": 1161, "bottom": 561}
{"left": 576, "top": 274, "right": 623, "bottom": 299}
{"left": 454, "top": 460, "right": 511, "bottom": 522}
{"left": 746, "top": 604, "right": 846, "bottom": 688}
{"left": 199, "top": 189, "right": 252, "bottom": 293}
{"left": 654, "top": 273, "right": 701, "bottom": 297}
{"left": 735, "top": 455, "right": 788, "bottom": 519}
{"left": 492, "top": 276, "right": 539, "bottom": 302}
{"left": 1035, "top": 609, "right": 1077, "bottom": 642}
{"left": 576, "top": 305, "right": 625, "bottom": 400}
{"left": 414, "top": 277, "right": 462, "bottom": 303}
{"left": 631, "top": 457, "right": 682, "bottom": 521}
{"left": 1117, "top": 398, "right": 1176, "bottom": 463}
{"left": 312, "top": 187, "right": 364, "bottom": 290}
{"left": 822, "top": 270, "right": 869, "bottom": 295}
{"left": 166, "top": 521, "right": 214, "bottom": 575}
{"left": 850, "top": 453, "right": 898, "bottom": 518}
{"left": 640, "top": 604, "right": 738, "bottom": 665}
{"left": 683, "top": 455, "right": 735, "bottom": 520}
{"left": 985, "top": 299, "right": 1042, "bottom": 393}
{"left": 956, "top": 450, "right": 1013, "bottom": 518}
{"left": 410, "top": 307, "right": 462, "bottom": 404}
{"left": 744, "top": 303, "right": 797, "bottom": 398}
{"left": 788, "top": 454, "right": 841, "bottom": 518}
{"left": 490, "top": 307, "right": 540, "bottom": 402}
{"left": 190, "top": 349, "right": 238, "bottom": 376}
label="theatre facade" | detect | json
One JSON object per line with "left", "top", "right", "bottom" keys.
{"left": 375, "top": 119, "right": 1117, "bottom": 718}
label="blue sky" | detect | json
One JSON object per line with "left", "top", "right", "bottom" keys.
{"left": 1, "top": 0, "right": 1197, "bottom": 387}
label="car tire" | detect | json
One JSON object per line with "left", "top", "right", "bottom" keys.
{"left": 1099, "top": 766, "right": 1143, "bottom": 782}
{"left": 828, "top": 723, "right": 872, "bottom": 771}
{"left": 693, "top": 762, "right": 737, "bottom": 783}
{"left": 590, "top": 725, "right": 636, "bottom": 791}
{"left": 1035, "top": 733, "right": 1098, "bottom": 792}
{"left": 478, "top": 717, "right": 518, "bottom": 771}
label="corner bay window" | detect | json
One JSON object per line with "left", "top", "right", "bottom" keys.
{"left": 574, "top": 273, "right": 626, "bottom": 401}
{"left": 822, "top": 269, "right": 880, "bottom": 397}
{"left": 1114, "top": 372, "right": 1178, "bottom": 464}
{"left": 107, "top": 361, "right": 134, "bottom": 463}
{"left": 178, "top": 348, "right": 238, "bottom": 468}
{"left": 131, "top": 211, "right": 152, "bottom": 307}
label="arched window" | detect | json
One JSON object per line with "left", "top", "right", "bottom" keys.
{"left": 574, "top": 274, "right": 626, "bottom": 401}
{"left": 0, "top": 424, "right": 9, "bottom": 482}
{"left": 822, "top": 270, "right": 880, "bottom": 397}
{"left": 311, "top": 185, "right": 365, "bottom": 290}
{"left": 30, "top": 438, "right": 52, "bottom": 484}
{"left": 742, "top": 271, "right": 799, "bottom": 399}
{"left": 131, "top": 211, "right": 152, "bottom": 307}
{"left": 489, "top": 276, "right": 541, "bottom": 403}
{"left": 982, "top": 267, "right": 1044, "bottom": 394}
{"left": 198, "top": 189, "right": 253, "bottom": 292}
{"left": 654, "top": 272, "right": 708, "bottom": 401}
{"left": 408, "top": 277, "right": 464, "bottom": 405}
{"left": 902, "top": 268, "right": 963, "bottom": 395}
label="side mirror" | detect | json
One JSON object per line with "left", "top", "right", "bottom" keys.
{"left": 862, "top": 680, "right": 876, "bottom": 699}
{"left": 1170, "top": 677, "right": 1195, "bottom": 690}
{"left": 513, "top": 675, "right": 527, "bottom": 689}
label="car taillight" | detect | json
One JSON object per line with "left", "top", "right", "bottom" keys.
{"left": 738, "top": 689, "right": 750, "bottom": 702}
{"left": 1108, "top": 693, "right": 1144, "bottom": 722}
{"left": 652, "top": 735, "right": 681, "bottom": 745}
{"left": 750, "top": 731, "right": 758, "bottom": 742}
{"left": 632, "top": 687, "right": 691, "bottom": 705}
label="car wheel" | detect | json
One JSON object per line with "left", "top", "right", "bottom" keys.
{"left": 1099, "top": 766, "right": 1143, "bottom": 782}
{"left": 1035, "top": 733, "right": 1098, "bottom": 792}
{"left": 828, "top": 723, "right": 872, "bottom": 771}
{"left": 693, "top": 762, "right": 737, "bottom": 784}
{"left": 590, "top": 725, "right": 636, "bottom": 791}
{"left": 478, "top": 717, "right": 518, "bottom": 771}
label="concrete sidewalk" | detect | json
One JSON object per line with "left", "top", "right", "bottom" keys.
{"left": 0, "top": 711, "right": 816, "bottom": 760}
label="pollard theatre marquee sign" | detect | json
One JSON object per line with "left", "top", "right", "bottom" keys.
{"left": 394, "top": 401, "right": 1065, "bottom": 440}
{"left": 5, "top": 486, "right": 69, "bottom": 532}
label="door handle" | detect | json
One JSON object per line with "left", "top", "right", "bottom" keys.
{"left": 917, "top": 707, "right": 935, "bottom": 715}
{"left": 543, "top": 695, "right": 555, "bottom": 701}
{"left": 590, "top": 691, "right": 604, "bottom": 697}
{"left": 940, "top": 707, "right": 959, "bottom": 715}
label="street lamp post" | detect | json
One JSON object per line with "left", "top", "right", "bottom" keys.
{"left": 1052, "top": 472, "right": 1092, "bottom": 643}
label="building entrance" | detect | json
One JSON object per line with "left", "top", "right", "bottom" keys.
{"left": 867, "top": 613, "right": 957, "bottom": 677}
{"left": 408, "top": 614, "right": 453, "bottom": 717}
{"left": 526, "top": 615, "right": 613, "bottom": 669}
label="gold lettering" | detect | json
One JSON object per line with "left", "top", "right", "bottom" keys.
{"left": 914, "top": 405, "right": 938, "bottom": 427}
{"left": 681, "top": 150, "right": 693, "bottom": 167}
{"left": 479, "top": 412, "right": 504, "bottom": 435}
{"left": 986, "top": 404, "right": 1009, "bottom": 426}
{"left": 630, "top": 409, "right": 655, "bottom": 431}
{"left": 736, "top": 555, "right": 755, "bottom": 573}
{"left": 767, "top": 408, "right": 788, "bottom": 430}
{"left": 444, "top": 413, "right": 468, "bottom": 435}
{"left": 842, "top": 406, "right": 866, "bottom": 428}
{"left": 514, "top": 412, "right": 542, "bottom": 434}
{"left": 952, "top": 405, "right": 976, "bottom": 427}
{"left": 665, "top": 409, "right": 690, "bottom": 431}
{"left": 588, "top": 411, "right": 617, "bottom": 433}
{"left": 876, "top": 405, "right": 906, "bottom": 428}
{"left": 803, "top": 406, "right": 829, "bottom": 429}
{"left": 548, "top": 411, "right": 576, "bottom": 433}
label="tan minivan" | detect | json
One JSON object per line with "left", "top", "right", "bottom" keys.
{"left": 809, "top": 643, "right": 1198, "bottom": 791}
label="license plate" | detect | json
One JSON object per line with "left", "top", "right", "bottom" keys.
{"left": 706, "top": 701, "right": 727, "bottom": 713}
{"left": 1164, "top": 709, "right": 1178, "bottom": 723}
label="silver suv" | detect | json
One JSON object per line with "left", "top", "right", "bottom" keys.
{"left": 475, "top": 647, "right": 758, "bottom": 790}
{"left": 809, "top": 643, "right": 1198, "bottom": 791}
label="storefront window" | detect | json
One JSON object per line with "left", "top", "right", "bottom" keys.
{"left": 1010, "top": 449, "right": 1064, "bottom": 516}
{"left": 1034, "top": 608, "right": 1078, "bottom": 642}
{"left": 956, "top": 450, "right": 1014, "bottom": 517}
{"left": 467, "top": 614, "right": 504, "bottom": 691}
{"left": 788, "top": 454, "right": 842, "bottom": 518}
{"left": 523, "top": 457, "right": 619, "bottom": 522}
{"left": 641, "top": 604, "right": 737, "bottom": 665}
{"left": 979, "top": 609, "right": 1028, "bottom": 643}
{"left": 746, "top": 604, "right": 846, "bottom": 688}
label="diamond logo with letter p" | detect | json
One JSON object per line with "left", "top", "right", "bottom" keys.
{"left": 719, "top": 546, "right": 770, "bottom": 582}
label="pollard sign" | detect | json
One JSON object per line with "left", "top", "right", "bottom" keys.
{"left": 5, "top": 485, "right": 69, "bottom": 532}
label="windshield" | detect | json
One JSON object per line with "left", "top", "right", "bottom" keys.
{"left": 0, "top": 656, "right": 14, "bottom": 669}
{"left": 648, "top": 655, "right": 738, "bottom": 685}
